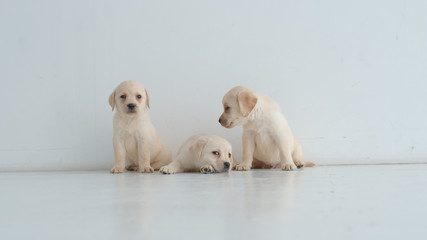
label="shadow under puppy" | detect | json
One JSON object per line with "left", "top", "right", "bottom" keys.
{"left": 219, "top": 86, "right": 314, "bottom": 171}
{"left": 109, "top": 80, "right": 172, "bottom": 173}
{"left": 160, "top": 134, "right": 233, "bottom": 174}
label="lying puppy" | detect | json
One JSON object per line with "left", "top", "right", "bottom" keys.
{"left": 108, "top": 80, "right": 172, "bottom": 173}
{"left": 219, "top": 86, "right": 314, "bottom": 171}
{"left": 160, "top": 134, "right": 233, "bottom": 174}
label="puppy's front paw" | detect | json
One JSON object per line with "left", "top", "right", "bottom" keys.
{"left": 110, "top": 166, "right": 124, "bottom": 174}
{"left": 200, "top": 165, "right": 215, "bottom": 174}
{"left": 160, "top": 166, "right": 177, "bottom": 174}
{"left": 234, "top": 164, "right": 251, "bottom": 171}
{"left": 138, "top": 166, "right": 154, "bottom": 173}
{"left": 281, "top": 163, "right": 297, "bottom": 171}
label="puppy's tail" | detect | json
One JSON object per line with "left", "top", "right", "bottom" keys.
{"left": 304, "top": 161, "right": 315, "bottom": 167}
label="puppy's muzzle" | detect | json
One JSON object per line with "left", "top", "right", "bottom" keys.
{"left": 219, "top": 118, "right": 232, "bottom": 128}
{"left": 219, "top": 117, "right": 228, "bottom": 127}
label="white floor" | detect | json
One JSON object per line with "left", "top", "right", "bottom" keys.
{"left": 1, "top": 164, "right": 427, "bottom": 240}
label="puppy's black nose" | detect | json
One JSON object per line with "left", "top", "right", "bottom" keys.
{"left": 224, "top": 162, "right": 230, "bottom": 169}
{"left": 218, "top": 118, "right": 222, "bottom": 124}
{"left": 127, "top": 103, "right": 135, "bottom": 109}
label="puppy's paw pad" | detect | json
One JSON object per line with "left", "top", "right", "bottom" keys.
{"left": 139, "top": 166, "right": 154, "bottom": 173}
{"left": 234, "top": 164, "right": 251, "bottom": 171}
{"left": 281, "top": 164, "right": 297, "bottom": 171}
{"left": 200, "top": 165, "right": 215, "bottom": 174}
{"left": 126, "top": 165, "right": 139, "bottom": 171}
{"left": 160, "top": 166, "right": 175, "bottom": 174}
{"left": 110, "top": 167, "right": 124, "bottom": 174}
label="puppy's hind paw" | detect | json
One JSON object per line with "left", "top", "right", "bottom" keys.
{"left": 138, "top": 166, "right": 154, "bottom": 173}
{"left": 126, "top": 164, "right": 139, "bottom": 171}
{"left": 160, "top": 166, "right": 176, "bottom": 175}
{"left": 281, "top": 163, "right": 297, "bottom": 171}
{"left": 294, "top": 161, "right": 305, "bottom": 168}
{"left": 110, "top": 166, "right": 124, "bottom": 174}
{"left": 200, "top": 165, "right": 215, "bottom": 174}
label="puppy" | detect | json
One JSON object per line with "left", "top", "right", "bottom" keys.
{"left": 219, "top": 86, "right": 314, "bottom": 171}
{"left": 108, "top": 80, "right": 172, "bottom": 173}
{"left": 160, "top": 134, "right": 233, "bottom": 174}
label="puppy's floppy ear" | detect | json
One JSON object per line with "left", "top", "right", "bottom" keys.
{"left": 108, "top": 90, "right": 116, "bottom": 111}
{"left": 145, "top": 89, "right": 150, "bottom": 109}
{"left": 237, "top": 90, "right": 257, "bottom": 117}
{"left": 190, "top": 138, "right": 209, "bottom": 161}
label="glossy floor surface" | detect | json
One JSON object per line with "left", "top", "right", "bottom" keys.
{"left": 1, "top": 164, "right": 427, "bottom": 240}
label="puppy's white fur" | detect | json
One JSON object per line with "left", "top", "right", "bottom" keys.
{"left": 219, "top": 86, "right": 314, "bottom": 171}
{"left": 109, "top": 80, "right": 172, "bottom": 173}
{"left": 160, "top": 134, "right": 233, "bottom": 174}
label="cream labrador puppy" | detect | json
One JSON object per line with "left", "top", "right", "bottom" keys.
{"left": 109, "top": 80, "right": 172, "bottom": 173}
{"left": 219, "top": 86, "right": 314, "bottom": 171}
{"left": 160, "top": 134, "right": 233, "bottom": 174}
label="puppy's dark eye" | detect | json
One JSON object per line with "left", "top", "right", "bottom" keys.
{"left": 120, "top": 95, "right": 126, "bottom": 99}
{"left": 228, "top": 153, "right": 231, "bottom": 158}
{"left": 137, "top": 95, "right": 142, "bottom": 99}
{"left": 212, "top": 151, "right": 219, "bottom": 156}
{"left": 225, "top": 106, "right": 230, "bottom": 111}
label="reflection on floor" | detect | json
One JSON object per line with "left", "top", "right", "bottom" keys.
{"left": 1, "top": 164, "right": 426, "bottom": 240}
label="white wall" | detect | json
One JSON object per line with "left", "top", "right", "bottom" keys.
{"left": 1, "top": 0, "right": 426, "bottom": 171}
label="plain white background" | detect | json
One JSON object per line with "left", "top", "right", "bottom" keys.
{"left": 0, "top": 0, "right": 426, "bottom": 171}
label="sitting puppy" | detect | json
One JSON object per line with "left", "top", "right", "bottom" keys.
{"left": 219, "top": 86, "right": 314, "bottom": 171}
{"left": 160, "top": 134, "right": 233, "bottom": 174}
{"left": 109, "top": 80, "right": 172, "bottom": 173}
